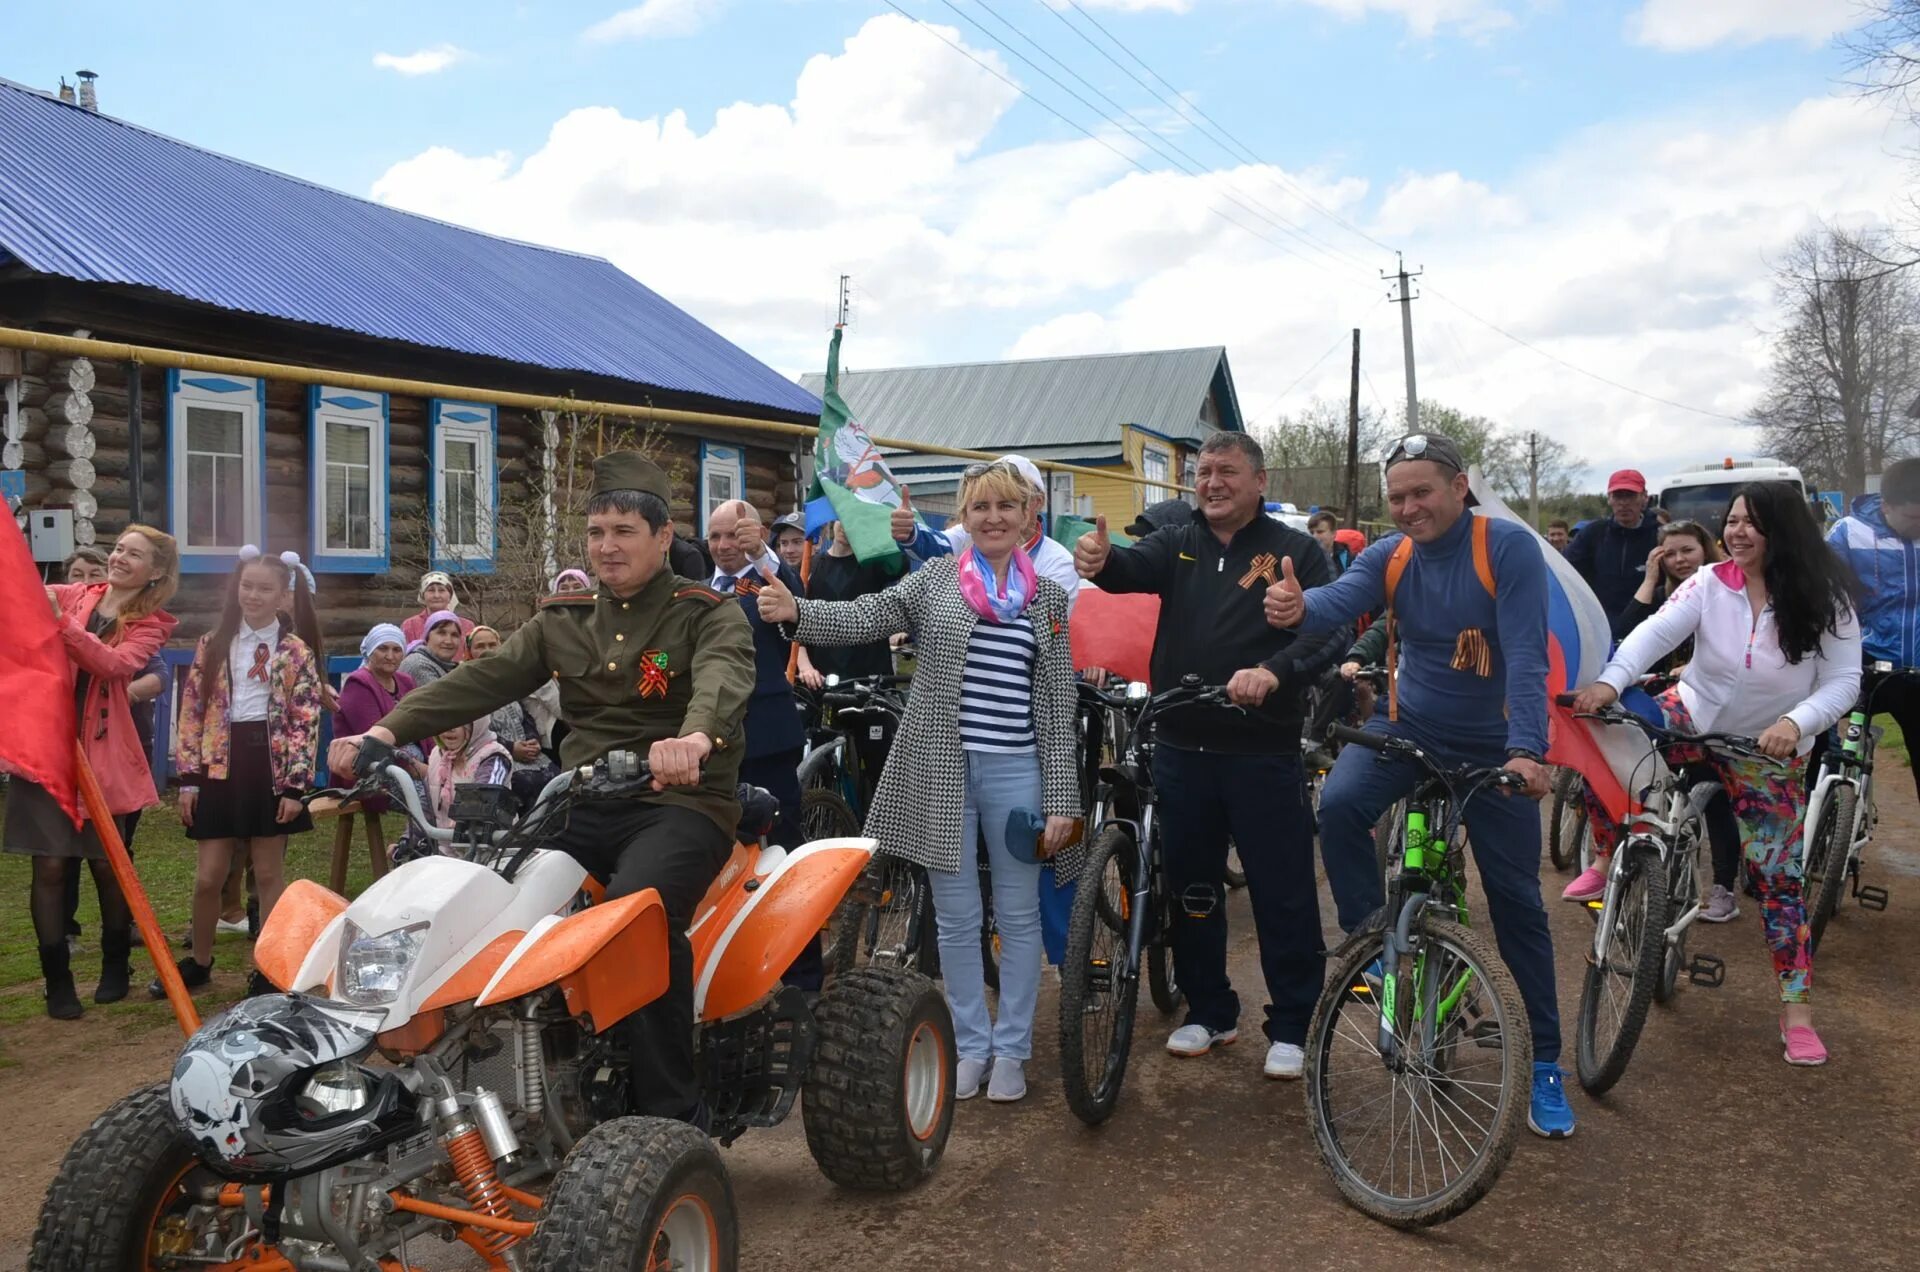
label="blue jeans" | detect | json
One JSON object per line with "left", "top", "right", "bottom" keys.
{"left": 1317, "top": 715, "right": 1562, "bottom": 1065}
{"left": 1039, "top": 864, "right": 1074, "bottom": 965}
{"left": 1153, "top": 745, "right": 1323, "bottom": 1046}
{"left": 927, "top": 749, "right": 1045, "bottom": 1062}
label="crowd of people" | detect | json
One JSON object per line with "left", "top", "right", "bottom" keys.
{"left": 7, "top": 433, "right": 1907, "bottom": 1143}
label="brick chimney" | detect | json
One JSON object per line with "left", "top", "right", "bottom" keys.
{"left": 76, "top": 70, "right": 98, "bottom": 112}
{"left": 57, "top": 76, "right": 75, "bottom": 105}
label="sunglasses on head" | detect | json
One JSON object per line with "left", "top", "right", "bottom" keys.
{"left": 1658, "top": 520, "right": 1700, "bottom": 537}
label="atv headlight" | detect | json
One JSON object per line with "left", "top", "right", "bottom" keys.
{"left": 294, "top": 1061, "right": 371, "bottom": 1120}
{"left": 338, "top": 920, "right": 429, "bottom": 1006}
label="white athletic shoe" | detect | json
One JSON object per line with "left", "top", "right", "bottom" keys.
{"left": 955, "top": 1057, "right": 989, "bottom": 1100}
{"left": 1165, "top": 1023, "right": 1238, "bottom": 1056}
{"left": 987, "top": 1057, "right": 1027, "bottom": 1103}
{"left": 215, "top": 917, "right": 252, "bottom": 937}
{"left": 1263, "top": 1041, "right": 1305, "bottom": 1080}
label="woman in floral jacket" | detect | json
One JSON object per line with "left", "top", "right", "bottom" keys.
{"left": 162, "top": 548, "right": 324, "bottom": 998}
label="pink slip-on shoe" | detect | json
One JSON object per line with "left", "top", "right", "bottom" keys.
{"left": 1561, "top": 866, "right": 1607, "bottom": 903}
{"left": 1781, "top": 1022, "right": 1828, "bottom": 1067}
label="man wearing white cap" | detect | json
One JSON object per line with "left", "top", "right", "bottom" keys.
{"left": 890, "top": 453, "right": 1080, "bottom": 613}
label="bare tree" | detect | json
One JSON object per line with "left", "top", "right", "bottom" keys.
{"left": 1401, "top": 400, "right": 1584, "bottom": 510}
{"left": 390, "top": 407, "right": 681, "bottom": 627}
{"left": 1256, "top": 397, "right": 1394, "bottom": 518}
{"left": 1846, "top": 2, "right": 1920, "bottom": 129}
{"left": 1753, "top": 224, "right": 1920, "bottom": 497}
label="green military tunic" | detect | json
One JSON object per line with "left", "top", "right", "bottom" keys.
{"left": 377, "top": 569, "right": 755, "bottom": 832}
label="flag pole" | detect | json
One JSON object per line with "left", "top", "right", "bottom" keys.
{"left": 785, "top": 535, "right": 814, "bottom": 684}
{"left": 73, "top": 740, "right": 200, "bottom": 1037}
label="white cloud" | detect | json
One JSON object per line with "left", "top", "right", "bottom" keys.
{"left": 1630, "top": 0, "right": 1864, "bottom": 51}
{"left": 371, "top": 44, "right": 470, "bottom": 76}
{"left": 585, "top": 0, "right": 726, "bottom": 43}
{"left": 1072, "top": 0, "right": 1512, "bottom": 37}
{"left": 370, "top": 14, "right": 1912, "bottom": 488}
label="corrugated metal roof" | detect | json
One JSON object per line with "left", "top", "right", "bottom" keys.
{"left": 798, "top": 345, "right": 1240, "bottom": 453}
{"left": 0, "top": 79, "right": 820, "bottom": 417}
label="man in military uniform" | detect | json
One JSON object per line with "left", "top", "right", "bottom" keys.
{"left": 328, "top": 452, "right": 754, "bottom": 1124}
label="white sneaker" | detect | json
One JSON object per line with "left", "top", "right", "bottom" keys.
{"left": 955, "top": 1057, "right": 989, "bottom": 1101}
{"left": 1263, "top": 1041, "right": 1305, "bottom": 1080}
{"left": 1165, "top": 1023, "right": 1238, "bottom": 1057}
{"left": 987, "top": 1057, "right": 1027, "bottom": 1103}
{"left": 215, "top": 917, "right": 251, "bottom": 936}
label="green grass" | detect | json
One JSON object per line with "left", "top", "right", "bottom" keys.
{"left": 0, "top": 790, "right": 381, "bottom": 1027}
{"left": 1880, "top": 715, "right": 1909, "bottom": 767}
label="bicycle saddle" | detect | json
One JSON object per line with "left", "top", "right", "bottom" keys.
{"left": 735, "top": 784, "right": 779, "bottom": 841}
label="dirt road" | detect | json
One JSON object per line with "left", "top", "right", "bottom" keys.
{"left": 5, "top": 794, "right": 1916, "bottom": 1272}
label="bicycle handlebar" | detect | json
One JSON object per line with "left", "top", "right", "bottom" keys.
{"left": 1326, "top": 724, "right": 1527, "bottom": 794}
{"left": 1553, "top": 696, "right": 1770, "bottom": 762}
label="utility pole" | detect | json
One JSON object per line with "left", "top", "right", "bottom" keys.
{"left": 836, "top": 274, "right": 851, "bottom": 328}
{"left": 1384, "top": 253, "right": 1423, "bottom": 432}
{"left": 1346, "top": 327, "right": 1361, "bottom": 529}
{"left": 1527, "top": 431, "right": 1540, "bottom": 528}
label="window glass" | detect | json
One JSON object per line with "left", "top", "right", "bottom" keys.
{"left": 443, "top": 437, "right": 480, "bottom": 551}
{"left": 185, "top": 406, "right": 245, "bottom": 548}
{"left": 323, "top": 420, "right": 373, "bottom": 551}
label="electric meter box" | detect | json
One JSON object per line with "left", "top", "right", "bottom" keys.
{"left": 29, "top": 507, "right": 74, "bottom": 563}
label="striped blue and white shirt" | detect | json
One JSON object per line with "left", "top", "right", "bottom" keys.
{"left": 957, "top": 618, "right": 1037, "bottom": 753}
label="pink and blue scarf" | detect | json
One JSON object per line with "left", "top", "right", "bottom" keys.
{"left": 956, "top": 546, "right": 1037, "bottom": 624}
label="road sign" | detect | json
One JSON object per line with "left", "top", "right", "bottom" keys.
{"left": 1818, "top": 490, "right": 1845, "bottom": 516}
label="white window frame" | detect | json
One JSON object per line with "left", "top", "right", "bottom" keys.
{"left": 308, "top": 386, "right": 389, "bottom": 573}
{"left": 1141, "top": 442, "right": 1172, "bottom": 510}
{"left": 699, "top": 441, "right": 745, "bottom": 534}
{"left": 1049, "top": 470, "right": 1074, "bottom": 522}
{"left": 167, "top": 371, "right": 264, "bottom": 573}
{"left": 429, "top": 400, "right": 497, "bottom": 574}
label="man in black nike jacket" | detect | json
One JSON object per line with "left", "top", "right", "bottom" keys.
{"left": 1076, "top": 432, "right": 1335, "bottom": 1080}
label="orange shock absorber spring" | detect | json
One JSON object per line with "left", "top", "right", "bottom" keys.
{"left": 441, "top": 1127, "right": 520, "bottom": 1255}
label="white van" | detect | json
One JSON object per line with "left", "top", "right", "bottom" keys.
{"left": 1653, "top": 459, "right": 1809, "bottom": 534}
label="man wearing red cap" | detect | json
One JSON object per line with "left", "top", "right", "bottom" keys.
{"left": 1565, "top": 468, "right": 1660, "bottom": 623}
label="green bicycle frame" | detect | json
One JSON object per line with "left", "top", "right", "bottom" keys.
{"left": 1378, "top": 800, "right": 1477, "bottom": 1054}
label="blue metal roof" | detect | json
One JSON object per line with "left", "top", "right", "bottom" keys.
{"left": 0, "top": 79, "right": 821, "bottom": 417}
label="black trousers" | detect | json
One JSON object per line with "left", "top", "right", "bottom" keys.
{"left": 741, "top": 748, "right": 822, "bottom": 991}
{"left": 553, "top": 800, "right": 733, "bottom": 1121}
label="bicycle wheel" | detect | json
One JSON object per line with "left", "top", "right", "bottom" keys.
{"left": 1225, "top": 841, "right": 1247, "bottom": 891}
{"left": 1373, "top": 799, "right": 1408, "bottom": 886}
{"left": 1548, "top": 771, "right": 1586, "bottom": 872}
{"left": 1805, "top": 783, "right": 1856, "bottom": 954}
{"left": 1059, "top": 826, "right": 1141, "bottom": 1125}
{"left": 801, "top": 787, "right": 858, "bottom": 842}
{"left": 1655, "top": 826, "right": 1700, "bottom": 1006}
{"left": 1146, "top": 942, "right": 1181, "bottom": 1015}
{"left": 1575, "top": 842, "right": 1669, "bottom": 1094}
{"left": 1304, "top": 916, "right": 1531, "bottom": 1228}
{"left": 829, "top": 856, "right": 937, "bottom": 977}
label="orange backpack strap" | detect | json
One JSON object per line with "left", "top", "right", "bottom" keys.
{"left": 1471, "top": 513, "right": 1497, "bottom": 598}
{"left": 1383, "top": 537, "right": 1415, "bottom": 721}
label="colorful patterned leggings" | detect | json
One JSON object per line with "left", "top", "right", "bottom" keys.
{"left": 1584, "top": 687, "right": 1813, "bottom": 1003}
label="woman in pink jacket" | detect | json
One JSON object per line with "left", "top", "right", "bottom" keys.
{"left": 4, "top": 526, "right": 178, "bottom": 1019}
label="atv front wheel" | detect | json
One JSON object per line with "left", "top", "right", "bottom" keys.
{"left": 803, "top": 967, "right": 954, "bottom": 1190}
{"left": 526, "top": 1115, "right": 737, "bottom": 1272}
{"left": 30, "top": 1082, "right": 255, "bottom": 1272}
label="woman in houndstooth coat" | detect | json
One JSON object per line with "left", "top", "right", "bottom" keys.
{"left": 760, "top": 464, "right": 1082, "bottom": 1102}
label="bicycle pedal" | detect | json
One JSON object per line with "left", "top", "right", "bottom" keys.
{"left": 1180, "top": 883, "right": 1219, "bottom": 920}
{"left": 1685, "top": 954, "right": 1725, "bottom": 988}
{"left": 1855, "top": 883, "right": 1889, "bottom": 912}
{"left": 1470, "top": 1019, "right": 1502, "bottom": 1049}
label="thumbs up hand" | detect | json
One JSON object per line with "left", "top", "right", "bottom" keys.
{"left": 1264, "top": 553, "right": 1305, "bottom": 629}
{"left": 891, "top": 486, "right": 917, "bottom": 544}
{"left": 1074, "top": 515, "right": 1113, "bottom": 579}
{"left": 755, "top": 562, "right": 799, "bottom": 625}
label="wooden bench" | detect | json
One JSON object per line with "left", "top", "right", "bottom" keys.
{"left": 307, "top": 794, "right": 391, "bottom": 895}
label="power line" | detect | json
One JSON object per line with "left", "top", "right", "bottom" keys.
{"left": 1251, "top": 294, "right": 1391, "bottom": 423}
{"left": 928, "top": 0, "right": 1373, "bottom": 282}
{"left": 1046, "top": 0, "right": 1397, "bottom": 261}
{"left": 879, "top": 2, "right": 1373, "bottom": 277}
{"left": 1425, "top": 286, "right": 1752, "bottom": 424}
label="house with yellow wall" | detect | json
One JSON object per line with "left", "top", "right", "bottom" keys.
{"left": 798, "top": 346, "right": 1244, "bottom": 525}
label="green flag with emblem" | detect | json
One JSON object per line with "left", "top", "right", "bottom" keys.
{"left": 810, "top": 327, "right": 907, "bottom": 564}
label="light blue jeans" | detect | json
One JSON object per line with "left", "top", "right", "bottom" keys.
{"left": 927, "top": 749, "right": 1045, "bottom": 1063}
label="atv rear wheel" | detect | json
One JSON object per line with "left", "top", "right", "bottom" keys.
{"left": 30, "top": 1082, "right": 256, "bottom": 1272}
{"left": 526, "top": 1115, "right": 738, "bottom": 1272}
{"left": 803, "top": 967, "right": 954, "bottom": 1190}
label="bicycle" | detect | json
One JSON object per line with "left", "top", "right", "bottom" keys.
{"left": 1302, "top": 725, "right": 1531, "bottom": 1228}
{"left": 1803, "top": 662, "right": 1905, "bottom": 951}
{"left": 1556, "top": 698, "right": 1764, "bottom": 1095}
{"left": 1547, "top": 767, "right": 1590, "bottom": 873}
{"left": 1058, "top": 678, "right": 1240, "bottom": 1126}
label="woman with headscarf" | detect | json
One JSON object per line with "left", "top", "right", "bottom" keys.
{"left": 400, "top": 571, "right": 475, "bottom": 656}
{"left": 399, "top": 610, "right": 465, "bottom": 691}
{"left": 550, "top": 568, "right": 593, "bottom": 596}
{"left": 331, "top": 625, "right": 428, "bottom": 886}
{"left": 395, "top": 719, "right": 513, "bottom": 860}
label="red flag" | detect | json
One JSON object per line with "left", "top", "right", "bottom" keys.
{"left": 1069, "top": 588, "right": 1160, "bottom": 687}
{"left": 0, "top": 514, "right": 79, "bottom": 825}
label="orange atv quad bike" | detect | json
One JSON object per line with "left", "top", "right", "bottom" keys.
{"left": 29, "top": 743, "right": 955, "bottom": 1272}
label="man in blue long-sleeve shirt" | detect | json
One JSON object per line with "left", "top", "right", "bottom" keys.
{"left": 1265, "top": 431, "right": 1575, "bottom": 1139}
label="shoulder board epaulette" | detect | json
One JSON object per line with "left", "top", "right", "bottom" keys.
{"left": 538, "top": 593, "right": 599, "bottom": 610}
{"left": 673, "top": 585, "right": 726, "bottom": 606}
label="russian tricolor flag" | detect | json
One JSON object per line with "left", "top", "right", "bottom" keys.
{"left": 1469, "top": 473, "right": 1646, "bottom": 823}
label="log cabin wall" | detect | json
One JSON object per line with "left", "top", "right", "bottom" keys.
{"left": 12, "top": 344, "right": 800, "bottom": 658}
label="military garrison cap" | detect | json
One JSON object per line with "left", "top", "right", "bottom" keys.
{"left": 591, "top": 452, "right": 673, "bottom": 505}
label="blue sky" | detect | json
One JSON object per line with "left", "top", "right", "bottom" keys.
{"left": 5, "top": 1, "right": 1902, "bottom": 482}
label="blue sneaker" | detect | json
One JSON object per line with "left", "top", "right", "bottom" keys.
{"left": 1528, "top": 1063, "right": 1575, "bottom": 1139}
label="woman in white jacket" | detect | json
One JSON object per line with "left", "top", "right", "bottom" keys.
{"left": 1570, "top": 482, "right": 1860, "bottom": 1066}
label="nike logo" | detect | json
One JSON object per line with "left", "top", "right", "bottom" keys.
{"left": 1179, "top": 552, "right": 1196, "bottom": 561}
